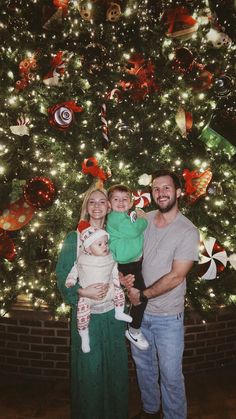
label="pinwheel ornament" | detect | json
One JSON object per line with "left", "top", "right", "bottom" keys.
{"left": 132, "top": 191, "right": 151, "bottom": 208}
{"left": 198, "top": 237, "right": 227, "bottom": 280}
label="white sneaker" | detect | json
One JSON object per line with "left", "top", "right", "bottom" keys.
{"left": 125, "top": 329, "right": 149, "bottom": 350}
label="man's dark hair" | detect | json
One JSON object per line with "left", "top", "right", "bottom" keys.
{"left": 151, "top": 169, "right": 182, "bottom": 190}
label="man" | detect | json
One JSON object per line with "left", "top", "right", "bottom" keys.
{"left": 126, "top": 169, "right": 199, "bottom": 419}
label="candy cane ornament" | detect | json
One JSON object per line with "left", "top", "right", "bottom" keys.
{"left": 101, "top": 103, "right": 109, "bottom": 149}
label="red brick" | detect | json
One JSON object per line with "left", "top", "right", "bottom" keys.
{"left": 43, "top": 369, "right": 68, "bottom": 377}
{"left": 2, "top": 333, "right": 18, "bottom": 341}
{"left": 217, "top": 343, "right": 234, "bottom": 351}
{"left": 7, "top": 341, "right": 29, "bottom": 350}
{"left": 45, "top": 320, "right": 68, "bottom": 328}
{"left": 31, "top": 328, "right": 55, "bottom": 336}
{"left": 206, "top": 352, "right": 225, "bottom": 361}
{"left": 206, "top": 322, "right": 226, "bottom": 330}
{"left": 43, "top": 337, "right": 68, "bottom": 345}
{"left": 31, "top": 344, "right": 54, "bottom": 352}
{"left": 19, "top": 351, "right": 42, "bottom": 359}
{"left": 43, "top": 353, "right": 68, "bottom": 361}
{"left": 185, "top": 334, "right": 195, "bottom": 342}
{"left": 185, "top": 325, "right": 206, "bottom": 333}
{"left": 196, "top": 331, "right": 217, "bottom": 340}
{"left": 0, "top": 318, "right": 17, "bottom": 325}
{"left": 218, "top": 328, "right": 235, "bottom": 337}
{"left": 196, "top": 346, "right": 216, "bottom": 354}
{"left": 0, "top": 348, "right": 17, "bottom": 356}
{"left": 226, "top": 335, "right": 236, "bottom": 342}
{"left": 185, "top": 340, "right": 205, "bottom": 349}
{"left": 20, "top": 367, "right": 42, "bottom": 375}
{"left": 7, "top": 357, "right": 29, "bottom": 366}
{"left": 183, "top": 349, "right": 195, "bottom": 357}
{"left": 19, "top": 335, "right": 42, "bottom": 343}
{"left": 57, "top": 329, "right": 70, "bottom": 337}
{"left": 56, "top": 362, "right": 69, "bottom": 369}
{"left": 20, "top": 319, "right": 42, "bottom": 327}
{"left": 183, "top": 356, "right": 205, "bottom": 364}
{"left": 56, "top": 346, "right": 70, "bottom": 353}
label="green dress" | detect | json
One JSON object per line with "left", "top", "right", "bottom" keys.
{"left": 56, "top": 231, "right": 129, "bottom": 419}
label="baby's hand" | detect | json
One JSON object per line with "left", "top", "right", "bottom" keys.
{"left": 136, "top": 208, "right": 147, "bottom": 219}
{"left": 65, "top": 278, "right": 76, "bottom": 288}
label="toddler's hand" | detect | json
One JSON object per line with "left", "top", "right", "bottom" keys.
{"left": 136, "top": 208, "right": 147, "bottom": 219}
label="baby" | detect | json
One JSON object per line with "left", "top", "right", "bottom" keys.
{"left": 65, "top": 226, "right": 132, "bottom": 353}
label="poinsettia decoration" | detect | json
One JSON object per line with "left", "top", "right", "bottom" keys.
{"left": 119, "top": 54, "right": 159, "bottom": 102}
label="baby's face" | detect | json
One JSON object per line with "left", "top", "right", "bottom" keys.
{"left": 88, "top": 235, "right": 109, "bottom": 256}
{"left": 109, "top": 191, "right": 132, "bottom": 212}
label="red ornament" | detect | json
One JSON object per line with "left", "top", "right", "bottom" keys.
{"left": 172, "top": 47, "right": 194, "bottom": 73}
{"left": 183, "top": 168, "right": 213, "bottom": 204}
{"left": 15, "top": 52, "right": 39, "bottom": 91}
{"left": 0, "top": 198, "right": 35, "bottom": 231}
{"left": 53, "top": 0, "right": 68, "bottom": 13}
{"left": 23, "top": 177, "right": 56, "bottom": 209}
{"left": 48, "top": 101, "right": 83, "bottom": 131}
{"left": 0, "top": 229, "right": 16, "bottom": 261}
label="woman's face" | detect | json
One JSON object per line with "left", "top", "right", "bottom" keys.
{"left": 87, "top": 191, "right": 110, "bottom": 224}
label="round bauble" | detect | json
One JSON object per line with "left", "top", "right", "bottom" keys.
{"left": 23, "top": 177, "right": 56, "bottom": 209}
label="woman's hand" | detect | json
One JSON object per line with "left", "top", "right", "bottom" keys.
{"left": 78, "top": 283, "right": 109, "bottom": 300}
{"left": 119, "top": 272, "right": 135, "bottom": 290}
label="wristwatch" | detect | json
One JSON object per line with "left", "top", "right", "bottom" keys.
{"left": 139, "top": 290, "right": 148, "bottom": 303}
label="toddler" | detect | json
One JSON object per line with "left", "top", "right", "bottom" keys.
{"left": 107, "top": 184, "right": 149, "bottom": 350}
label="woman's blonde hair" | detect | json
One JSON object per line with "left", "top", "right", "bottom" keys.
{"left": 79, "top": 180, "right": 108, "bottom": 222}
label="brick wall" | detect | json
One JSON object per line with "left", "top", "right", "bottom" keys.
{"left": 0, "top": 308, "right": 235, "bottom": 380}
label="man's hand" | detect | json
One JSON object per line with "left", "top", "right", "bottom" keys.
{"left": 119, "top": 272, "right": 135, "bottom": 290}
{"left": 128, "top": 287, "right": 141, "bottom": 306}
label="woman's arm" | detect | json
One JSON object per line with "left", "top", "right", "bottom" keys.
{"left": 56, "top": 231, "right": 80, "bottom": 306}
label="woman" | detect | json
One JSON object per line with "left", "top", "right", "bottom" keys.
{"left": 56, "top": 184, "right": 129, "bottom": 419}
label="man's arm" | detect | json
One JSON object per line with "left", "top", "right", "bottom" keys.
{"left": 128, "top": 259, "right": 194, "bottom": 306}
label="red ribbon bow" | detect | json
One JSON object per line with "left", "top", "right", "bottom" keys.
{"left": 82, "top": 157, "right": 108, "bottom": 181}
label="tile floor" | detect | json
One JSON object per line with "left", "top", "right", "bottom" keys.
{"left": 0, "top": 365, "right": 235, "bottom": 418}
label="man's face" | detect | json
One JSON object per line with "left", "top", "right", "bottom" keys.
{"left": 109, "top": 191, "right": 132, "bottom": 212}
{"left": 152, "top": 176, "right": 181, "bottom": 213}
{"left": 88, "top": 235, "right": 109, "bottom": 256}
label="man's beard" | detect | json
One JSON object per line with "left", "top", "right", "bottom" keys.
{"left": 156, "top": 195, "right": 177, "bottom": 213}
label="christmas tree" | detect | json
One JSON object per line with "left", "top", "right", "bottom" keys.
{"left": 0, "top": 0, "right": 235, "bottom": 317}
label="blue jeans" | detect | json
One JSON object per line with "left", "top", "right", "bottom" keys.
{"left": 131, "top": 312, "right": 186, "bottom": 419}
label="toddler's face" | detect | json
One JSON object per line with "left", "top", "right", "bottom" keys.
{"left": 88, "top": 235, "right": 109, "bottom": 256}
{"left": 109, "top": 191, "right": 132, "bottom": 212}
